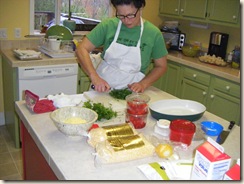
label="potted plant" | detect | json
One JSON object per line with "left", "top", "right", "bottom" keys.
{"left": 63, "top": 0, "right": 76, "bottom": 32}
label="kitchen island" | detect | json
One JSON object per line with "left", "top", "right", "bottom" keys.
{"left": 15, "top": 86, "right": 240, "bottom": 180}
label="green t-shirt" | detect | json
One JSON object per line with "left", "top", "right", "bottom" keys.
{"left": 87, "top": 17, "right": 168, "bottom": 73}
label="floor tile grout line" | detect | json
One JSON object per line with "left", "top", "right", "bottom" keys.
{"left": 0, "top": 126, "right": 23, "bottom": 180}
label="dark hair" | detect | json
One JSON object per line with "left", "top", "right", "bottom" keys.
{"left": 111, "top": 0, "right": 146, "bottom": 9}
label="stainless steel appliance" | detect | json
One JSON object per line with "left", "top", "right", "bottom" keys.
{"left": 161, "top": 27, "right": 185, "bottom": 50}
{"left": 208, "top": 32, "right": 229, "bottom": 59}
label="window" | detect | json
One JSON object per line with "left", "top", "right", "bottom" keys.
{"left": 30, "top": 0, "right": 113, "bottom": 34}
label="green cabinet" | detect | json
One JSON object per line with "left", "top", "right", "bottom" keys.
{"left": 207, "top": 0, "right": 240, "bottom": 25}
{"left": 161, "top": 61, "right": 182, "bottom": 97}
{"left": 158, "top": 60, "right": 240, "bottom": 124}
{"left": 159, "top": 0, "right": 240, "bottom": 27}
{"left": 159, "top": 0, "right": 208, "bottom": 19}
{"left": 159, "top": 0, "right": 181, "bottom": 16}
{"left": 78, "top": 66, "right": 91, "bottom": 93}
{"left": 180, "top": 67, "right": 210, "bottom": 104}
{"left": 181, "top": 0, "right": 208, "bottom": 19}
{"left": 206, "top": 77, "right": 240, "bottom": 125}
{"left": 179, "top": 66, "right": 240, "bottom": 124}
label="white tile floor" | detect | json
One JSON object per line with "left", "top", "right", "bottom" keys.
{"left": 0, "top": 125, "right": 23, "bottom": 180}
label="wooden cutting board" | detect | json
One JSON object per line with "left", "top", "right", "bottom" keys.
{"left": 83, "top": 91, "right": 126, "bottom": 113}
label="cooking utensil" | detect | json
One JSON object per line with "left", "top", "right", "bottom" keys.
{"left": 217, "top": 121, "right": 235, "bottom": 144}
{"left": 149, "top": 99, "right": 206, "bottom": 121}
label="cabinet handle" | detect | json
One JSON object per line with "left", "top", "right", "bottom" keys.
{"left": 210, "top": 95, "right": 215, "bottom": 99}
{"left": 202, "top": 91, "right": 207, "bottom": 96}
{"left": 180, "top": 9, "right": 184, "bottom": 13}
{"left": 226, "top": 85, "right": 230, "bottom": 90}
{"left": 175, "top": 8, "right": 178, "bottom": 12}
{"left": 233, "top": 15, "right": 237, "bottom": 20}
{"left": 193, "top": 74, "right": 197, "bottom": 78}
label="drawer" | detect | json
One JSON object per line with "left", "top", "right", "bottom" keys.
{"left": 183, "top": 67, "right": 211, "bottom": 86}
{"left": 212, "top": 77, "right": 240, "bottom": 98}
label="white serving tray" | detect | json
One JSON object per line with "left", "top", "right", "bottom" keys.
{"left": 39, "top": 45, "right": 75, "bottom": 58}
{"left": 13, "top": 49, "right": 42, "bottom": 60}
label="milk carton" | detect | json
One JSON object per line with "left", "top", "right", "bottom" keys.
{"left": 191, "top": 137, "right": 231, "bottom": 180}
{"left": 223, "top": 159, "right": 240, "bottom": 180}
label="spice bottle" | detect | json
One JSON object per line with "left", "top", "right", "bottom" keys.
{"left": 227, "top": 52, "right": 233, "bottom": 63}
{"left": 154, "top": 119, "right": 170, "bottom": 137}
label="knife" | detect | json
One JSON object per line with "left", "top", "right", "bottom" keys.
{"left": 217, "top": 121, "right": 235, "bottom": 144}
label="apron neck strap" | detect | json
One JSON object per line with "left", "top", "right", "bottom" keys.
{"left": 114, "top": 17, "right": 144, "bottom": 48}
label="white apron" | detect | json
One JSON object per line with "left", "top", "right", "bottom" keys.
{"left": 96, "top": 17, "right": 145, "bottom": 89}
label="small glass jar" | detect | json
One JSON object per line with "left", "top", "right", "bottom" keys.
{"left": 154, "top": 119, "right": 170, "bottom": 137}
{"left": 125, "top": 93, "right": 150, "bottom": 115}
{"left": 126, "top": 112, "right": 147, "bottom": 129}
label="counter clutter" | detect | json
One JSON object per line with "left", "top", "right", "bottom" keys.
{"left": 15, "top": 86, "right": 240, "bottom": 180}
{"left": 1, "top": 49, "right": 240, "bottom": 83}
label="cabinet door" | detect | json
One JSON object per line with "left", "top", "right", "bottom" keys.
{"left": 79, "top": 77, "right": 91, "bottom": 93}
{"left": 206, "top": 90, "right": 240, "bottom": 124}
{"left": 208, "top": 0, "right": 240, "bottom": 24}
{"left": 181, "top": 0, "right": 208, "bottom": 19}
{"left": 180, "top": 78, "right": 208, "bottom": 105}
{"left": 161, "top": 62, "right": 182, "bottom": 97}
{"left": 159, "top": 0, "right": 181, "bottom": 16}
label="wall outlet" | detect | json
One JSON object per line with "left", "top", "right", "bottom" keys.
{"left": 14, "top": 28, "right": 21, "bottom": 38}
{"left": 0, "top": 28, "right": 7, "bottom": 39}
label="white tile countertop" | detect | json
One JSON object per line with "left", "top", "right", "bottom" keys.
{"left": 15, "top": 86, "right": 240, "bottom": 180}
{"left": 1, "top": 49, "right": 240, "bottom": 83}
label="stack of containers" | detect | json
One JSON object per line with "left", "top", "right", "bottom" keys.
{"left": 125, "top": 93, "right": 150, "bottom": 129}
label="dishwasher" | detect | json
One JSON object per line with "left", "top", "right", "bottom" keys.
{"left": 17, "top": 63, "right": 78, "bottom": 100}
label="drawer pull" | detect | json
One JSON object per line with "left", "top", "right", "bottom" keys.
{"left": 202, "top": 91, "right": 207, "bottom": 96}
{"left": 210, "top": 95, "right": 215, "bottom": 99}
{"left": 180, "top": 9, "right": 184, "bottom": 13}
{"left": 193, "top": 74, "right": 197, "bottom": 78}
{"left": 226, "top": 86, "right": 230, "bottom": 90}
{"left": 175, "top": 8, "right": 178, "bottom": 12}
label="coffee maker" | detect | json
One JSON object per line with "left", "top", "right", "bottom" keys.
{"left": 207, "top": 32, "right": 229, "bottom": 60}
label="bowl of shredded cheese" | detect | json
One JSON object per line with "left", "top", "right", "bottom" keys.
{"left": 50, "top": 106, "right": 98, "bottom": 136}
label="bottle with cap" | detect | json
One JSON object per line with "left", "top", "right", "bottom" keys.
{"left": 231, "top": 45, "right": 240, "bottom": 68}
{"left": 154, "top": 119, "right": 170, "bottom": 137}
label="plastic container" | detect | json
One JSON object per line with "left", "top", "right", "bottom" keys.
{"left": 201, "top": 121, "right": 223, "bottom": 142}
{"left": 154, "top": 119, "right": 170, "bottom": 137}
{"left": 126, "top": 93, "right": 150, "bottom": 115}
{"left": 169, "top": 119, "right": 196, "bottom": 146}
{"left": 231, "top": 45, "right": 240, "bottom": 69}
{"left": 125, "top": 112, "right": 147, "bottom": 129}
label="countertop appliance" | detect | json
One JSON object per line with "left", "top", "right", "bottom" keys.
{"left": 17, "top": 63, "right": 78, "bottom": 100}
{"left": 161, "top": 26, "right": 185, "bottom": 51}
{"left": 208, "top": 32, "right": 229, "bottom": 60}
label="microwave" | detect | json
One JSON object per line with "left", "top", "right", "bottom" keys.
{"left": 162, "top": 31, "right": 186, "bottom": 51}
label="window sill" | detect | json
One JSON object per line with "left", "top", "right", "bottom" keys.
{"left": 25, "top": 31, "right": 90, "bottom": 38}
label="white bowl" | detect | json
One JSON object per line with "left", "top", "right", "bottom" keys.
{"left": 50, "top": 106, "right": 98, "bottom": 136}
{"left": 149, "top": 99, "right": 206, "bottom": 121}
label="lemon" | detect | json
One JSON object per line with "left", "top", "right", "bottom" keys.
{"left": 155, "top": 143, "right": 173, "bottom": 158}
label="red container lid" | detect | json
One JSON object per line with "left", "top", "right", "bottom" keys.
{"left": 170, "top": 119, "right": 196, "bottom": 134}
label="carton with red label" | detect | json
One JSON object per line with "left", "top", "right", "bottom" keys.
{"left": 191, "top": 137, "right": 231, "bottom": 180}
{"left": 223, "top": 159, "right": 240, "bottom": 180}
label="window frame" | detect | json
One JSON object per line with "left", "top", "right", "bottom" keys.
{"left": 30, "top": 0, "right": 114, "bottom": 35}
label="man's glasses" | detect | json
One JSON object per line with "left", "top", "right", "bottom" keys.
{"left": 116, "top": 8, "right": 139, "bottom": 19}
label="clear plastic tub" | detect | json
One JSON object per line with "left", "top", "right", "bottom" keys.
{"left": 169, "top": 119, "right": 196, "bottom": 146}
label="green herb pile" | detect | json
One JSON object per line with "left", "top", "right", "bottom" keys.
{"left": 83, "top": 101, "right": 117, "bottom": 121}
{"left": 109, "top": 88, "right": 132, "bottom": 100}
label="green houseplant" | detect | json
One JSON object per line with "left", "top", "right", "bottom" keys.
{"left": 63, "top": 0, "right": 76, "bottom": 32}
